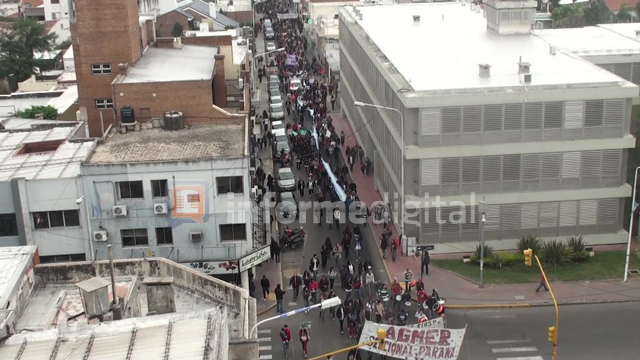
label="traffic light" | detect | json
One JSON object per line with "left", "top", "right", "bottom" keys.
{"left": 377, "top": 328, "right": 386, "bottom": 351}
{"left": 547, "top": 326, "right": 557, "bottom": 344}
{"left": 524, "top": 248, "right": 533, "bottom": 267}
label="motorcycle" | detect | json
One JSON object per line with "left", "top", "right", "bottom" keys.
{"left": 285, "top": 226, "right": 305, "bottom": 238}
{"left": 284, "top": 228, "right": 306, "bottom": 244}
{"left": 280, "top": 233, "right": 304, "bottom": 251}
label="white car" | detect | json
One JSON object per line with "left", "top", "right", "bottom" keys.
{"left": 264, "top": 19, "right": 272, "bottom": 27}
{"left": 277, "top": 168, "right": 296, "bottom": 191}
{"left": 273, "top": 128, "right": 288, "bottom": 143}
{"left": 289, "top": 77, "right": 302, "bottom": 92}
{"left": 271, "top": 121, "right": 285, "bottom": 132}
{"left": 266, "top": 41, "right": 276, "bottom": 52}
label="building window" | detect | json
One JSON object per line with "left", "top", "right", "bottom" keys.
{"left": 217, "top": 176, "right": 243, "bottom": 194}
{"left": 91, "top": 63, "right": 111, "bottom": 75}
{"left": 121, "top": 229, "right": 149, "bottom": 247}
{"left": 156, "top": 227, "right": 173, "bottom": 245}
{"left": 95, "top": 98, "right": 113, "bottom": 109}
{"left": 220, "top": 223, "right": 246, "bottom": 241}
{"left": 40, "top": 254, "right": 86, "bottom": 263}
{"left": 32, "top": 210, "right": 80, "bottom": 229}
{"left": 0, "top": 214, "right": 18, "bottom": 237}
{"left": 118, "top": 181, "right": 144, "bottom": 199}
{"left": 151, "top": 179, "right": 168, "bottom": 197}
{"left": 51, "top": 0, "right": 60, "bottom": 3}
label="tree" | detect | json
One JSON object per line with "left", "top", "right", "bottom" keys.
{"left": 14, "top": 105, "right": 59, "bottom": 120}
{"left": 552, "top": 5, "right": 582, "bottom": 22}
{"left": 635, "top": 1, "right": 640, "bottom": 21}
{"left": 171, "top": 22, "right": 184, "bottom": 37}
{"left": 0, "top": 18, "right": 57, "bottom": 92}
{"left": 617, "top": 3, "right": 632, "bottom": 22}
{"left": 584, "top": 0, "right": 612, "bottom": 25}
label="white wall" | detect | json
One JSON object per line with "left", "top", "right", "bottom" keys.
{"left": 43, "top": 0, "right": 71, "bottom": 21}
{"left": 139, "top": 0, "right": 178, "bottom": 14}
{"left": 80, "top": 158, "right": 253, "bottom": 262}
{"left": 49, "top": 19, "right": 71, "bottom": 44}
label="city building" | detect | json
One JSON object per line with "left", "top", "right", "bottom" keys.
{"left": 42, "top": 0, "right": 72, "bottom": 42}
{"left": 80, "top": 117, "right": 253, "bottom": 275}
{"left": 156, "top": 0, "right": 239, "bottom": 37}
{"left": 0, "top": 247, "right": 257, "bottom": 360}
{"left": 339, "top": 1, "right": 637, "bottom": 252}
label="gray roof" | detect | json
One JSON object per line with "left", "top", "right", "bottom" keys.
{"left": 178, "top": 0, "right": 239, "bottom": 27}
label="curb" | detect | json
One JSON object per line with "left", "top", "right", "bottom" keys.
{"left": 444, "top": 297, "right": 640, "bottom": 309}
{"left": 447, "top": 303, "right": 531, "bottom": 309}
{"left": 257, "top": 302, "right": 277, "bottom": 316}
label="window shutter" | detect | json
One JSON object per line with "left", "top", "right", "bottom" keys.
{"left": 421, "top": 208, "right": 439, "bottom": 234}
{"left": 541, "top": 153, "right": 561, "bottom": 179}
{"left": 462, "top": 106, "right": 482, "bottom": 133}
{"left": 522, "top": 153, "right": 541, "bottom": 180}
{"left": 632, "top": 63, "right": 640, "bottom": 84}
{"left": 598, "top": 198, "right": 618, "bottom": 225}
{"left": 613, "top": 63, "right": 632, "bottom": 81}
{"left": 441, "top": 158, "right": 461, "bottom": 184}
{"left": 540, "top": 202, "right": 559, "bottom": 228}
{"left": 482, "top": 155, "right": 501, "bottom": 182}
{"left": 601, "top": 149, "right": 621, "bottom": 177}
{"left": 462, "top": 157, "right": 481, "bottom": 183}
{"left": 502, "top": 154, "right": 521, "bottom": 181}
{"left": 543, "top": 102, "right": 563, "bottom": 129}
{"left": 585, "top": 100, "right": 604, "bottom": 127}
{"left": 604, "top": 99, "right": 624, "bottom": 127}
{"left": 561, "top": 152, "right": 580, "bottom": 178}
{"left": 461, "top": 206, "right": 479, "bottom": 231}
{"left": 564, "top": 101, "right": 584, "bottom": 129}
{"left": 520, "top": 203, "right": 538, "bottom": 228}
{"left": 442, "top": 107, "right": 461, "bottom": 134}
{"left": 598, "top": 64, "right": 614, "bottom": 72}
{"left": 441, "top": 207, "right": 459, "bottom": 233}
{"left": 524, "top": 102, "right": 543, "bottom": 130}
{"left": 421, "top": 108, "right": 441, "bottom": 135}
{"left": 504, "top": 103, "right": 523, "bottom": 131}
{"left": 485, "top": 205, "right": 500, "bottom": 230}
{"left": 559, "top": 201, "right": 578, "bottom": 227}
{"left": 580, "top": 150, "right": 601, "bottom": 178}
{"left": 420, "top": 159, "right": 440, "bottom": 186}
{"left": 483, "top": 104, "right": 503, "bottom": 132}
{"left": 501, "top": 204, "right": 520, "bottom": 229}
{"left": 579, "top": 200, "right": 597, "bottom": 225}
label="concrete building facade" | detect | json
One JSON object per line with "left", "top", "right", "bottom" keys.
{"left": 339, "top": 2, "right": 638, "bottom": 252}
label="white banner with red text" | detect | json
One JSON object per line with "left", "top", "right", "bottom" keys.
{"left": 408, "top": 316, "right": 445, "bottom": 329}
{"left": 358, "top": 321, "right": 466, "bottom": 360}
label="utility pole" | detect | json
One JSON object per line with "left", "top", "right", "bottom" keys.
{"left": 479, "top": 196, "right": 486, "bottom": 288}
{"left": 108, "top": 245, "right": 123, "bottom": 320}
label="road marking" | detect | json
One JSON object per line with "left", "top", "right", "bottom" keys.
{"left": 259, "top": 355, "right": 273, "bottom": 360}
{"left": 258, "top": 337, "right": 271, "bottom": 342}
{"left": 258, "top": 329, "right": 271, "bottom": 334}
{"left": 259, "top": 346, "right": 272, "bottom": 351}
{"left": 492, "top": 347, "right": 538, "bottom": 353}
{"left": 496, "top": 357, "right": 544, "bottom": 360}
{"left": 489, "top": 315, "right": 516, "bottom": 319}
{"left": 288, "top": 302, "right": 297, "bottom": 306}
{"left": 487, "top": 339, "right": 531, "bottom": 344}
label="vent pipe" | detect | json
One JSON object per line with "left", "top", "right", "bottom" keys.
{"left": 478, "top": 64, "right": 491, "bottom": 78}
{"left": 413, "top": 15, "right": 420, "bottom": 25}
{"left": 636, "top": 29, "right": 640, "bottom": 39}
{"left": 518, "top": 61, "right": 530, "bottom": 74}
{"left": 549, "top": 46, "right": 556, "bottom": 55}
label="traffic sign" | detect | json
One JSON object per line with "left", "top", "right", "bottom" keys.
{"left": 307, "top": 19, "right": 312, "bottom": 24}
{"left": 416, "top": 244, "right": 435, "bottom": 251}
{"left": 300, "top": 321, "right": 311, "bottom": 329}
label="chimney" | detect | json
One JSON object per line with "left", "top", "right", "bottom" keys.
{"left": 478, "top": 64, "right": 491, "bottom": 78}
{"left": 413, "top": 15, "right": 420, "bottom": 25}
{"left": 214, "top": 54, "right": 227, "bottom": 108}
{"left": 549, "top": 46, "right": 556, "bottom": 55}
{"left": 209, "top": 2, "right": 217, "bottom": 19}
{"left": 358, "top": 13, "right": 363, "bottom": 20}
{"left": 635, "top": 29, "right": 640, "bottom": 39}
{"left": 118, "top": 63, "right": 128, "bottom": 75}
{"left": 518, "top": 61, "right": 531, "bottom": 74}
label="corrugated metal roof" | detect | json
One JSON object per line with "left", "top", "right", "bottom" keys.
{"left": 168, "top": 319, "right": 207, "bottom": 360}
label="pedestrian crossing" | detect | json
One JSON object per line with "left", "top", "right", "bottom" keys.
{"left": 487, "top": 338, "right": 544, "bottom": 360}
{"left": 258, "top": 329, "right": 274, "bottom": 360}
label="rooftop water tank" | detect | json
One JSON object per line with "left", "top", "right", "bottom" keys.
{"left": 163, "top": 111, "right": 184, "bottom": 131}
{"left": 76, "top": 277, "right": 111, "bottom": 318}
{"left": 120, "top": 105, "right": 135, "bottom": 124}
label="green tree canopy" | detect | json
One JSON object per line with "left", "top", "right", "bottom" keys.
{"left": 171, "top": 22, "right": 184, "bottom": 37}
{"left": 14, "top": 105, "right": 59, "bottom": 120}
{"left": 0, "top": 18, "right": 57, "bottom": 92}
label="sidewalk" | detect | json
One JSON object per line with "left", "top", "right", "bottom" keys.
{"left": 331, "top": 110, "right": 640, "bottom": 308}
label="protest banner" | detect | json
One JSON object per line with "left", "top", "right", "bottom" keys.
{"left": 277, "top": 13, "right": 298, "bottom": 19}
{"left": 286, "top": 54, "right": 298, "bottom": 66}
{"left": 408, "top": 316, "right": 444, "bottom": 329}
{"left": 358, "top": 321, "right": 466, "bottom": 360}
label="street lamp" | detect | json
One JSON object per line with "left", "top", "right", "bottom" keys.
{"left": 479, "top": 196, "right": 486, "bottom": 288}
{"left": 252, "top": 47, "right": 286, "bottom": 92}
{"left": 250, "top": 297, "right": 341, "bottom": 338}
{"left": 76, "top": 195, "right": 95, "bottom": 261}
{"left": 354, "top": 101, "right": 405, "bottom": 238}
{"left": 624, "top": 166, "right": 640, "bottom": 282}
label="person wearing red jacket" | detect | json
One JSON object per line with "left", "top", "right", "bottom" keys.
{"left": 299, "top": 328, "right": 310, "bottom": 358}
{"left": 309, "top": 279, "right": 319, "bottom": 303}
{"left": 280, "top": 325, "right": 292, "bottom": 357}
{"left": 417, "top": 289, "right": 429, "bottom": 304}
{"left": 391, "top": 278, "right": 403, "bottom": 310}
{"left": 536, "top": 273, "right": 548, "bottom": 292}
{"left": 353, "top": 275, "right": 363, "bottom": 300}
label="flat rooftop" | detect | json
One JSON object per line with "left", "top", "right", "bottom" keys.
{"left": 0, "top": 247, "right": 37, "bottom": 309}
{"left": 533, "top": 26, "right": 640, "bottom": 56}
{"left": 87, "top": 123, "right": 245, "bottom": 164}
{"left": 121, "top": 46, "right": 218, "bottom": 84}
{"left": 599, "top": 23, "right": 640, "bottom": 42}
{"left": 0, "top": 96, "right": 53, "bottom": 118}
{"left": 347, "top": 3, "right": 627, "bottom": 92}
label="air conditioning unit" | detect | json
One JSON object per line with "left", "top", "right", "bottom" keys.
{"left": 190, "top": 231, "right": 203, "bottom": 242}
{"left": 113, "top": 205, "right": 127, "bottom": 217}
{"left": 93, "top": 230, "right": 108, "bottom": 242}
{"left": 154, "top": 203, "right": 167, "bottom": 215}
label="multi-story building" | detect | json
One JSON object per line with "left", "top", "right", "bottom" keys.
{"left": 339, "top": 1, "right": 638, "bottom": 252}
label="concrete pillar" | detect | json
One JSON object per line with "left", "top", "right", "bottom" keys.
{"left": 11, "top": 178, "right": 30, "bottom": 246}
{"left": 241, "top": 270, "right": 250, "bottom": 292}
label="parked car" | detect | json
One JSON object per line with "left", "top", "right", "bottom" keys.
{"left": 277, "top": 167, "right": 296, "bottom": 191}
{"left": 266, "top": 41, "right": 276, "bottom": 52}
{"left": 289, "top": 77, "right": 302, "bottom": 92}
{"left": 277, "top": 191, "right": 298, "bottom": 219}
{"left": 273, "top": 128, "right": 287, "bottom": 143}
{"left": 268, "top": 83, "right": 280, "bottom": 96}
{"left": 264, "top": 19, "right": 272, "bottom": 27}
{"left": 265, "top": 28, "right": 275, "bottom": 40}
{"left": 269, "top": 75, "right": 279, "bottom": 84}
{"left": 274, "top": 140, "right": 290, "bottom": 160}
{"left": 270, "top": 94, "right": 283, "bottom": 106}
{"left": 270, "top": 103, "right": 285, "bottom": 121}
{"left": 271, "top": 120, "right": 284, "bottom": 130}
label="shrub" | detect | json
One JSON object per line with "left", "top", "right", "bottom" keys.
{"left": 517, "top": 235, "right": 543, "bottom": 256}
{"left": 541, "top": 239, "right": 574, "bottom": 265}
{"left": 572, "top": 250, "right": 590, "bottom": 263}
{"left": 14, "top": 105, "right": 58, "bottom": 120}
{"left": 567, "top": 235, "right": 586, "bottom": 254}
{"left": 475, "top": 244, "right": 494, "bottom": 260}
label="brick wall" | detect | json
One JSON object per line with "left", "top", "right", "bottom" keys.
{"left": 72, "top": 0, "right": 144, "bottom": 137}
{"left": 182, "top": 35, "right": 232, "bottom": 47}
{"left": 140, "top": 23, "right": 148, "bottom": 51}
{"left": 214, "top": 54, "right": 227, "bottom": 108}
{"left": 144, "top": 19, "right": 155, "bottom": 45}
{"left": 113, "top": 79, "right": 232, "bottom": 123}
{"left": 224, "top": 10, "right": 251, "bottom": 24}
{"left": 156, "top": 10, "right": 190, "bottom": 38}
